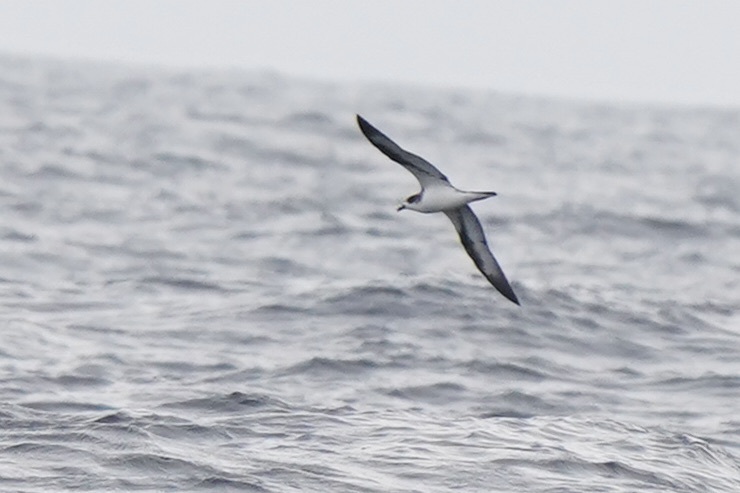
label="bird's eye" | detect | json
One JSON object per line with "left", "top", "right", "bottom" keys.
{"left": 407, "top": 194, "right": 421, "bottom": 203}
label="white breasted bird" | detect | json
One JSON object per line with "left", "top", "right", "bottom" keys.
{"left": 357, "top": 114, "right": 519, "bottom": 305}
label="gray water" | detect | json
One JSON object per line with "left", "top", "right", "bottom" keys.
{"left": 0, "top": 54, "right": 739, "bottom": 492}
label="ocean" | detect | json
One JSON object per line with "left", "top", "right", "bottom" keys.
{"left": 0, "top": 54, "right": 738, "bottom": 492}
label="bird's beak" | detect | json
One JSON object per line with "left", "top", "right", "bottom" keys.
{"left": 397, "top": 204, "right": 405, "bottom": 212}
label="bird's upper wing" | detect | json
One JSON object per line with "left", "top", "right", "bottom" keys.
{"left": 356, "top": 114, "right": 450, "bottom": 188}
{"left": 444, "top": 206, "right": 519, "bottom": 305}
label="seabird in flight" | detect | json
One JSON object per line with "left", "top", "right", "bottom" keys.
{"left": 356, "top": 114, "right": 519, "bottom": 305}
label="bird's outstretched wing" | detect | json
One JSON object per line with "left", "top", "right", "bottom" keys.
{"left": 444, "top": 206, "right": 519, "bottom": 305}
{"left": 356, "top": 114, "right": 450, "bottom": 188}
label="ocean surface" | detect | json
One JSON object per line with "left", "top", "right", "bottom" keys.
{"left": 0, "top": 54, "right": 738, "bottom": 492}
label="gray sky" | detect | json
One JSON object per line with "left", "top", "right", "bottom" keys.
{"left": 2, "top": 0, "right": 740, "bottom": 106}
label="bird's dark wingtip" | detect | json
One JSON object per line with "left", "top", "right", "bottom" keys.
{"left": 356, "top": 114, "right": 372, "bottom": 133}
{"left": 356, "top": 115, "right": 380, "bottom": 143}
{"left": 499, "top": 286, "right": 520, "bottom": 306}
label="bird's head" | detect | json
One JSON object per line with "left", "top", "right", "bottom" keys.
{"left": 397, "top": 193, "right": 421, "bottom": 212}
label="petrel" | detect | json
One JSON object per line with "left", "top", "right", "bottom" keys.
{"left": 356, "top": 115, "right": 519, "bottom": 305}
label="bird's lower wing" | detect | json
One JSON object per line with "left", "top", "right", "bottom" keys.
{"left": 444, "top": 206, "right": 519, "bottom": 305}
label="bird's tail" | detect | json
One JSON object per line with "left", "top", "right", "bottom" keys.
{"left": 466, "top": 191, "right": 498, "bottom": 202}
